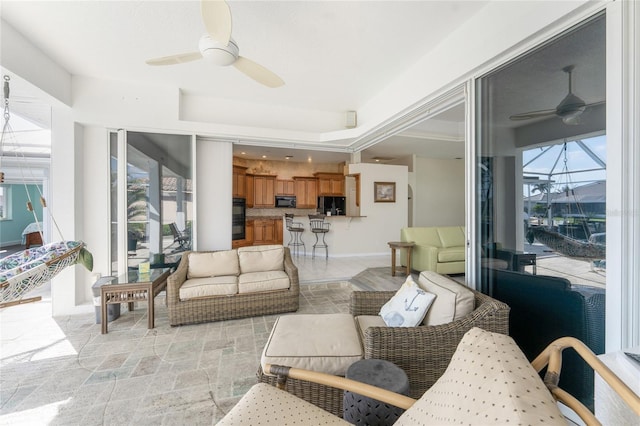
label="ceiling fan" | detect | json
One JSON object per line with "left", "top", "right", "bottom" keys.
{"left": 509, "top": 65, "right": 603, "bottom": 125}
{"left": 145, "top": 0, "right": 284, "bottom": 88}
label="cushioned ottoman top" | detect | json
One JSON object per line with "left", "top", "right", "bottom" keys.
{"left": 261, "top": 314, "right": 363, "bottom": 376}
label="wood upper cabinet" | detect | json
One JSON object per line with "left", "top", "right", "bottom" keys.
{"left": 294, "top": 177, "right": 318, "bottom": 209}
{"left": 232, "top": 166, "right": 248, "bottom": 198}
{"left": 276, "top": 179, "right": 295, "bottom": 196}
{"left": 246, "top": 174, "right": 255, "bottom": 208}
{"left": 253, "top": 175, "right": 276, "bottom": 208}
{"left": 315, "top": 172, "right": 345, "bottom": 196}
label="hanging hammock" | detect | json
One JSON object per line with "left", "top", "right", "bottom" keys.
{"left": 1, "top": 75, "right": 93, "bottom": 308}
{"left": 527, "top": 226, "right": 605, "bottom": 259}
{"left": 0, "top": 241, "right": 93, "bottom": 307}
{"left": 526, "top": 142, "right": 605, "bottom": 260}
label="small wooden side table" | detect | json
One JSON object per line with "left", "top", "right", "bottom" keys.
{"left": 387, "top": 241, "right": 415, "bottom": 277}
{"left": 100, "top": 268, "right": 170, "bottom": 334}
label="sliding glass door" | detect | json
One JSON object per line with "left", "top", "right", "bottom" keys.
{"left": 109, "top": 130, "right": 193, "bottom": 275}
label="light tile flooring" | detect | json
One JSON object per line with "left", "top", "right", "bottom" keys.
{"left": 0, "top": 254, "right": 391, "bottom": 425}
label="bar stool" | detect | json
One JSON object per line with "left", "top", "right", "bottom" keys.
{"left": 284, "top": 214, "right": 305, "bottom": 256}
{"left": 309, "top": 214, "right": 330, "bottom": 259}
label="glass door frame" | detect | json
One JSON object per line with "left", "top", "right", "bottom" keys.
{"left": 464, "top": 1, "right": 639, "bottom": 349}
{"left": 108, "top": 128, "right": 197, "bottom": 276}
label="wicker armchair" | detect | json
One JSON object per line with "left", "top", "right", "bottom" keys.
{"left": 258, "top": 289, "right": 509, "bottom": 415}
{"left": 350, "top": 289, "right": 510, "bottom": 399}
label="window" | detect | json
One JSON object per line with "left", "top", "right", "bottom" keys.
{"left": 0, "top": 185, "right": 11, "bottom": 220}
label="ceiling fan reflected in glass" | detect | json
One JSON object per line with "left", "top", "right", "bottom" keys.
{"left": 509, "top": 65, "right": 604, "bottom": 125}
{"left": 145, "top": 0, "right": 284, "bottom": 88}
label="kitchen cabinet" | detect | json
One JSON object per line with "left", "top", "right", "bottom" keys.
{"left": 315, "top": 172, "right": 345, "bottom": 196}
{"left": 276, "top": 179, "right": 296, "bottom": 196}
{"left": 275, "top": 217, "right": 283, "bottom": 244}
{"left": 253, "top": 219, "right": 275, "bottom": 245}
{"left": 252, "top": 218, "right": 283, "bottom": 245}
{"left": 294, "top": 177, "right": 318, "bottom": 209}
{"left": 253, "top": 175, "right": 276, "bottom": 208}
{"left": 232, "top": 166, "right": 248, "bottom": 198}
{"left": 246, "top": 174, "right": 255, "bottom": 208}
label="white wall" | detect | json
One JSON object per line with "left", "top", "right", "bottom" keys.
{"left": 195, "top": 138, "right": 233, "bottom": 251}
{"left": 345, "top": 163, "right": 408, "bottom": 254}
{"left": 413, "top": 157, "right": 464, "bottom": 227}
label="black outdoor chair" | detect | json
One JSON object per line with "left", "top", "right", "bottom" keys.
{"left": 169, "top": 223, "right": 190, "bottom": 251}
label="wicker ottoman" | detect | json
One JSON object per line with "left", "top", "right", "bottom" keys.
{"left": 258, "top": 313, "right": 364, "bottom": 416}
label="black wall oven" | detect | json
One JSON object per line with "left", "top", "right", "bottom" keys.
{"left": 232, "top": 198, "right": 246, "bottom": 240}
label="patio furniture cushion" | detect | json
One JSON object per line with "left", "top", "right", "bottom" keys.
{"left": 238, "top": 270, "right": 290, "bottom": 293}
{"left": 418, "top": 271, "right": 474, "bottom": 326}
{"left": 379, "top": 276, "right": 436, "bottom": 326}
{"left": 354, "top": 315, "right": 387, "bottom": 342}
{"left": 395, "top": 327, "right": 564, "bottom": 425}
{"left": 179, "top": 276, "right": 238, "bottom": 299}
{"left": 217, "top": 383, "right": 348, "bottom": 426}
{"left": 238, "top": 245, "right": 285, "bottom": 274}
{"left": 261, "top": 314, "right": 363, "bottom": 376}
{"left": 187, "top": 250, "right": 239, "bottom": 278}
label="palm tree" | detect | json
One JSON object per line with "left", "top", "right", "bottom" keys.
{"left": 532, "top": 183, "right": 551, "bottom": 195}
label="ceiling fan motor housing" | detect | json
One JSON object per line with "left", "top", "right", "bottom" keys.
{"left": 556, "top": 92, "right": 586, "bottom": 118}
{"left": 198, "top": 35, "right": 239, "bottom": 66}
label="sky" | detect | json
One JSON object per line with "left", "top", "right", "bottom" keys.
{"left": 523, "top": 134, "right": 606, "bottom": 195}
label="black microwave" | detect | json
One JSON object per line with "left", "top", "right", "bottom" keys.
{"left": 275, "top": 196, "right": 296, "bottom": 208}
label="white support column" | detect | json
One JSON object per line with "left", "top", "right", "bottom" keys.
{"left": 195, "top": 137, "right": 232, "bottom": 251}
{"left": 50, "top": 107, "right": 81, "bottom": 315}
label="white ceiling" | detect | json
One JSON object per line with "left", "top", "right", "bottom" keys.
{"left": 0, "top": 1, "right": 604, "bottom": 165}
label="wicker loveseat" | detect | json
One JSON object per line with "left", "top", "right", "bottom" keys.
{"left": 258, "top": 276, "right": 509, "bottom": 415}
{"left": 166, "top": 245, "right": 299, "bottom": 326}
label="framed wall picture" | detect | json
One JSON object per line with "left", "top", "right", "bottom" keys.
{"left": 374, "top": 182, "right": 396, "bottom": 203}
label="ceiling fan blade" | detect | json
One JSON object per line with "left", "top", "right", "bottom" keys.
{"left": 509, "top": 109, "right": 557, "bottom": 121}
{"left": 585, "top": 100, "right": 606, "bottom": 109}
{"left": 146, "top": 52, "right": 202, "bottom": 66}
{"left": 233, "top": 56, "right": 284, "bottom": 88}
{"left": 201, "top": 0, "right": 232, "bottom": 46}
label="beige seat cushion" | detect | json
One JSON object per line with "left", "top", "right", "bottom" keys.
{"left": 218, "top": 383, "right": 349, "bottom": 425}
{"left": 395, "top": 327, "right": 564, "bottom": 425}
{"left": 187, "top": 250, "right": 239, "bottom": 278}
{"left": 238, "top": 245, "right": 284, "bottom": 274}
{"left": 418, "top": 271, "right": 474, "bottom": 326}
{"left": 261, "top": 314, "right": 363, "bottom": 376}
{"left": 238, "top": 270, "right": 290, "bottom": 294}
{"left": 179, "top": 276, "right": 238, "bottom": 300}
{"left": 355, "top": 315, "right": 387, "bottom": 342}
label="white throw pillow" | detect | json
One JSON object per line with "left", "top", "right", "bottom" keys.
{"left": 418, "top": 271, "right": 474, "bottom": 326}
{"left": 379, "top": 276, "right": 436, "bottom": 327}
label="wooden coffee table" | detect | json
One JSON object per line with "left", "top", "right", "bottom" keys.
{"left": 387, "top": 241, "right": 415, "bottom": 276}
{"left": 100, "top": 268, "right": 170, "bottom": 334}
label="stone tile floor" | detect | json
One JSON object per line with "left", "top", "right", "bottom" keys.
{"left": 0, "top": 282, "right": 357, "bottom": 425}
